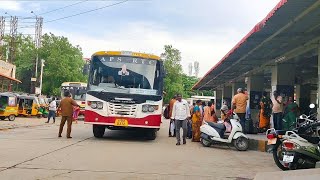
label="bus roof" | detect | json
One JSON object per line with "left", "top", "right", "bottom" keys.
{"left": 191, "top": 95, "right": 215, "bottom": 100}
{"left": 61, "top": 82, "right": 87, "bottom": 86}
{"left": 92, "top": 51, "right": 161, "bottom": 60}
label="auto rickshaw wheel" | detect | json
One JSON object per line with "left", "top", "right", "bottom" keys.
{"left": 8, "top": 115, "right": 15, "bottom": 121}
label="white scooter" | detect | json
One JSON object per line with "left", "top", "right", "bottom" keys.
{"left": 200, "top": 112, "right": 249, "bottom": 151}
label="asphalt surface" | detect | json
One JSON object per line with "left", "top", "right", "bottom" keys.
{"left": 0, "top": 118, "right": 279, "bottom": 180}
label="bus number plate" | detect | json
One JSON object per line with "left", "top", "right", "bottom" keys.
{"left": 115, "top": 119, "right": 128, "bottom": 127}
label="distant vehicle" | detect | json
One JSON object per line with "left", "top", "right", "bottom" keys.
{"left": 60, "top": 82, "right": 87, "bottom": 115}
{"left": 85, "top": 51, "right": 165, "bottom": 140}
{"left": 17, "top": 95, "right": 42, "bottom": 117}
{"left": 187, "top": 95, "right": 215, "bottom": 105}
{"left": 0, "top": 92, "right": 18, "bottom": 121}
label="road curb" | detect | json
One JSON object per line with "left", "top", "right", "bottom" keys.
{"left": 248, "top": 138, "right": 269, "bottom": 152}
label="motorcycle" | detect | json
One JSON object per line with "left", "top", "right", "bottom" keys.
{"left": 200, "top": 112, "right": 249, "bottom": 151}
{"left": 267, "top": 104, "right": 320, "bottom": 170}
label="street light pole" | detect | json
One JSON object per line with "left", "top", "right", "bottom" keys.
{"left": 39, "top": 59, "right": 45, "bottom": 95}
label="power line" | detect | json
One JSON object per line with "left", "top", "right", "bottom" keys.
{"left": 38, "top": 0, "right": 89, "bottom": 16}
{"left": 45, "top": 0, "right": 129, "bottom": 24}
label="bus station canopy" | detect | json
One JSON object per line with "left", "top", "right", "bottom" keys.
{"left": 193, "top": 0, "right": 320, "bottom": 90}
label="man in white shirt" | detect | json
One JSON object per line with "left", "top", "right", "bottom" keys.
{"left": 171, "top": 94, "right": 191, "bottom": 145}
{"left": 46, "top": 97, "right": 57, "bottom": 123}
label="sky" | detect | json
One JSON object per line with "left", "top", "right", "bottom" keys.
{"left": 0, "top": 0, "right": 280, "bottom": 77}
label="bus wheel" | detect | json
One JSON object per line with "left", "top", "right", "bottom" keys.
{"left": 8, "top": 115, "right": 15, "bottom": 121}
{"left": 146, "top": 129, "right": 157, "bottom": 140}
{"left": 93, "top": 125, "right": 105, "bottom": 138}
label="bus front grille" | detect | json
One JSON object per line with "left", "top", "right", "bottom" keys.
{"left": 108, "top": 103, "right": 137, "bottom": 117}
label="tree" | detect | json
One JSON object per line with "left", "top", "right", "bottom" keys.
{"left": 161, "top": 45, "right": 184, "bottom": 103}
{"left": 1, "top": 33, "right": 87, "bottom": 96}
{"left": 39, "top": 33, "right": 87, "bottom": 96}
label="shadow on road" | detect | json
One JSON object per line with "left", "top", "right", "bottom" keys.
{"left": 96, "top": 129, "right": 154, "bottom": 142}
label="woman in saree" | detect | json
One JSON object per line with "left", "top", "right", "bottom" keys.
{"left": 259, "top": 92, "right": 272, "bottom": 132}
{"left": 283, "top": 97, "right": 299, "bottom": 131}
{"left": 192, "top": 100, "right": 202, "bottom": 142}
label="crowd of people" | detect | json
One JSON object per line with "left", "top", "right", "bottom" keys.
{"left": 259, "top": 90, "right": 300, "bottom": 132}
{"left": 167, "top": 89, "right": 301, "bottom": 145}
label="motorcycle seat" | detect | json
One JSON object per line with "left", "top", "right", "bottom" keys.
{"left": 207, "top": 122, "right": 226, "bottom": 130}
{"left": 276, "top": 130, "right": 286, "bottom": 135}
{"left": 300, "top": 134, "right": 320, "bottom": 144}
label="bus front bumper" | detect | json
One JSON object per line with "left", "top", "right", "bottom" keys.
{"left": 84, "top": 110, "right": 161, "bottom": 128}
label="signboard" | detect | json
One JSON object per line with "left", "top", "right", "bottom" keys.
{"left": 0, "top": 60, "right": 16, "bottom": 78}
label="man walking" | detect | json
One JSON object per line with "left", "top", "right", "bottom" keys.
{"left": 58, "top": 91, "right": 79, "bottom": 138}
{"left": 46, "top": 97, "right": 57, "bottom": 123}
{"left": 168, "top": 95, "right": 177, "bottom": 137}
{"left": 232, "top": 88, "right": 248, "bottom": 133}
{"left": 171, "top": 94, "right": 191, "bottom": 145}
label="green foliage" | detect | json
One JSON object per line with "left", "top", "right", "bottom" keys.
{"left": 1, "top": 33, "right": 87, "bottom": 96}
{"left": 161, "top": 45, "right": 184, "bottom": 103}
{"left": 39, "top": 33, "right": 87, "bottom": 96}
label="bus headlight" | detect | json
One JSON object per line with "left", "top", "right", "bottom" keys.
{"left": 90, "top": 102, "right": 97, "bottom": 109}
{"left": 88, "top": 101, "right": 103, "bottom": 109}
{"left": 142, "top": 105, "right": 149, "bottom": 112}
{"left": 142, "top": 105, "right": 158, "bottom": 112}
{"left": 97, "top": 102, "right": 103, "bottom": 109}
{"left": 148, "top": 106, "right": 155, "bottom": 112}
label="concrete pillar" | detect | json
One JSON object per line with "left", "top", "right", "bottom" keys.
{"left": 246, "top": 75, "right": 264, "bottom": 122}
{"left": 214, "top": 89, "right": 222, "bottom": 118}
{"left": 232, "top": 82, "right": 246, "bottom": 98}
{"left": 222, "top": 86, "right": 232, "bottom": 109}
{"left": 271, "top": 63, "right": 295, "bottom": 99}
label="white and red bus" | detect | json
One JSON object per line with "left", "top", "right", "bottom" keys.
{"left": 85, "top": 51, "right": 165, "bottom": 140}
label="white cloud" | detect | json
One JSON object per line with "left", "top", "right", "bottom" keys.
{"left": 44, "top": 21, "right": 243, "bottom": 77}
{"left": 0, "top": 1, "right": 21, "bottom": 11}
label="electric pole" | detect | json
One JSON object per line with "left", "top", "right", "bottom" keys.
{"left": 8, "top": 16, "right": 18, "bottom": 64}
{"left": 0, "top": 16, "right": 5, "bottom": 59}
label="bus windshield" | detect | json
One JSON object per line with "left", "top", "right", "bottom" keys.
{"left": 89, "top": 55, "right": 162, "bottom": 96}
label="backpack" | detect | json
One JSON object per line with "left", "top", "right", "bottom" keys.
{"left": 164, "top": 105, "right": 170, "bottom": 119}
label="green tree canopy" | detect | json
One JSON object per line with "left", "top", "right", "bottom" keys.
{"left": 1, "top": 33, "right": 87, "bottom": 96}
{"left": 39, "top": 33, "right": 87, "bottom": 96}
{"left": 161, "top": 45, "right": 184, "bottom": 103}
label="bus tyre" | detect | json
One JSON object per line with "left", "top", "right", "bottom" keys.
{"left": 8, "top": 115, "right": 15, "bottom": 121}
{"left": 93, "top": 125, "right": 105, "bottom": 138}
{"left": 146, "top": 129, "right": 157, "bottom": 140}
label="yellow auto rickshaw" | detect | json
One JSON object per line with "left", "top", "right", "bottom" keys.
{"left": 0, "top": 93, "right": 18, "bottom": 121}
{"left": 17, "top": 95, "right": 42, "bottom": 117}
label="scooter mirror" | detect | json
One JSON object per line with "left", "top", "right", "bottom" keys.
{"left": 309, "top": 104, "right": 316, "bottom": 109}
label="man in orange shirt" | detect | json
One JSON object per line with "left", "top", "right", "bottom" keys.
{"left": 232, "top": 88, "right": 248, "bottom": 133}
{"left": 168, "top": 95, "right": 177, "bottom": 137}
{"left": 58, "top": 91, "right": 79, "bottom": 138}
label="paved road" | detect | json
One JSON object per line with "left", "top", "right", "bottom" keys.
{"left": 0, "top": 118, "right": 279, "bottom": 180}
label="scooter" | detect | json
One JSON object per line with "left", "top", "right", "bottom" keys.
{"left": 200, "top": 112, "right": 249, "bottom": 151}
{"left": 266, "top": 104, "right": 320, "bottom": 170}
{"left": 280, "top": 129, "right": 320, "bottom": 170}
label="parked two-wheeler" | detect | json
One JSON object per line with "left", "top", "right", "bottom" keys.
{"left": 266, "top": 104, "right": 320, "bottom": 170}
{"left": 200, "top": 112, "right": 249, "bottom": 151}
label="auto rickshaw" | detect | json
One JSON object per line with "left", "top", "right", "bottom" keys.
{"left": 17, "top": 95, "right": 42, "bottom": 117}
{"left": 38, "top": 96, "right": 49, "bottom": 118}
{"left": 0, "top": 93, "right": 18, "bottom": 121}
